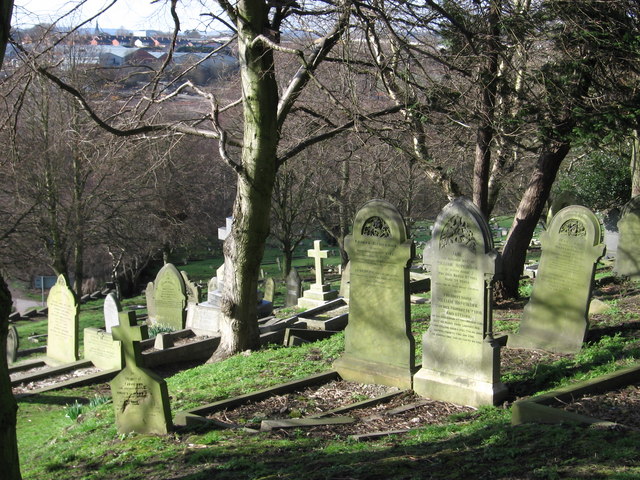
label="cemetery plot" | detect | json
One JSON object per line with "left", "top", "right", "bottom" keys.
{"left": 561, "top": 382, "right": 640, "bottom": 428}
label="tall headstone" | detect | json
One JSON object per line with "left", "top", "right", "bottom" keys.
{"left": 413, "top": 197, "right": 507, "bottom": 407}
{"left": 264, "top": 277, "right": 276, "bottom": 303}
{"left": 510, "top": 205, "right": 604, "bottom": 353}
{"left": 181, "top": 271, "right": 201, "bottom": 304}
{"left": 615, "top": 197, "right": 640, "bottom": 278}
{"left": 285, "top": 268, "right": 302, "bottom": 307}
{"left": 333, "top": 200, "right": 415, "bottom": 389}
{"left": 6, "top": 325, "right": 18, "bottom": 364}
{"left": 145, "top": 281, "right": 156, "bottom": 322}
{"left": 153, "top": 263, "right": 187, "bottom": 330}
{"left": 46, "top": 275, "right": 79, "bottom": 365}
{"left": 297, "top": 240, "right": 338, "bottom": 309}
{"left": 110, "top": 311, "right": 172, "bottom": 434}
{"left": 103, "top": 292, "right": 122, "bottom": 333}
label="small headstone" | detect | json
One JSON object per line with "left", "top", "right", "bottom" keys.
{"left": 615, "top": 197, "right": 640, "bottom": 279}
{"left": 285, "top": 268, "right": 302, "bottom": 307}
{"left": 264, "top": 277, "right": 276, "bottom": 303}
{"left": 103, "top": 292, "right": 122, "bottom": 333}
{"left": 510, "top": 205, "right": 605, "bottom": 353}
{"left": 145, "top": 281, "right": 156, "bottom": 322}
{"left": 110, "top": 311, "right": 172, "bottom": 434}
{"left": 603, "top": 208, "right": 620, "bottom": 259}
{"left": 297, "top": 240, "right": 338, "bottom": 309}
{"left": 181, "top": 271, "right": 201, "bottom": 304}
{"left": 46, "top": 275, "right": 79, "bottom": 365}
{"left": 6, "top": 325, "right": 18, "bottom": 364}
{"left": 84, "top": 327, "right": 123, "bottom": 370}
{"left": 339, "top": 261, "right": 351, "bottom": 301}
{"left": 333, "top": 199, "right": 415, "bottom": 389}
{"left": 413, "top": 197, "right": 507, "bottom": 407}
{"left": 153, "top": 263, "right": 187, "bottom": 330}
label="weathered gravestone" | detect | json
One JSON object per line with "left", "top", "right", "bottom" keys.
{"left": 510, "top": 205, "right": 605, "bottom": 353}
{"left": 46, "top": 275, "right": 79, "bottom": 366}
{"left": 103, "top": 292, "right": 122, "bottom": 333}
{"left": 263, "top": 277, "right": 276, "bottom": 304}
{"left": 298, "top": 240, "right": 339, "bottom": 309}
{"left": 333, "top": 200, "right": 415, "bottom": 389}
{"left": 181, "top": 271, "right": 201, "bottom": 304}
{"left": 84, "top": 327, "right": 123, "bottom": 370}
{"left": 413, "top": 197, "right": 507, "bottom": 407}
{"left": 615, "top": 197, "right": 640, "bottom": 279}
{"left": 603, "top": 207, "right": 620, "bottom": 259}
{"left": 6, "top": 324, "right": 18, "bottom": 364}
{"left": 110, "top": 311, "right": 172, "bottom": 434}
{"left": 145, "top": 281, "right": 156, "bottom": 322}
{"left": 339, "top": 261, "right": 351, "bottom": 301}
{"left": 285, "top": 268, "right": 302, "bottom": 307}
{"left": 152, "top": 263, "right": 187, "bottom": 330}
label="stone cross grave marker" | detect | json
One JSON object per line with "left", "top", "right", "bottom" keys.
{"left": 510, "top": 205, "right": 604, "bottom": 353}
{"left": 153, "top": 263, "right": 187, "bottom": 330}
{"left": 615, "top": 196, "right": 640, "bottom": 279}
{"left": 333, "top": 199, "right": 415, "bottom": 389}
{"left": 6, "top": 324, "right": 19, "bottom": 364}
{"left": 110, "top": 311, "right": 172, "bottom": 434}
{"left": 413, "top": 197, "right": 507, "bottom": 407}
{"left": 264, "top": 277, "right": 276, "bottom": 303}
{"left": 46, "top": 275, "right": 79, "bottom": 365}
{"left": 298, "top": 240, "right": 338, "bottom": 308}
{"left": 104, "top": 292, "right": 122, "bottom": 333}
{"left": 285, "top": 268, "right": 302, "bottom": 307}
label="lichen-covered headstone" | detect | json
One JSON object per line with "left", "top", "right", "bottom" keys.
{"left": 263, "top": 277, "right": 276, "bottom": 303}
{"left": 103, "top": 292, "right": 122, "bottom": 333}
{"left": 6, "top": 324, "right": 18, "bottom": 364}
{"left": 110, "top": 311, "right": 172, "bottom": 434}
{"left": 46, "top": 275, "right": 79, "bottom": 365}
{"left": 153, "top": 263, "right": 187, "bottom": 330}
{"left": 510, "top": 205, "right": 604, "bottom": 353}
{"left": 615, "top": 197, "right": 640, "bottom": 279}
{"left": 285, "top": 268, "right": 302, "bottom": 307}
{"left": 413, "top": 197, "right": 507, "bottom": 407}
{"left": 333, "top": 199, "right": 415, "bottom": 389}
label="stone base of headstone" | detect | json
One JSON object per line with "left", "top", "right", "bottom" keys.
{"left": 413, "top": 338, "right": 507, "bottom": 408}
{"left": 297, "top": 284, "right": 338, "bottom": 309}
{"left": 84, "top": 328, "right": 123, "bottom": 370}
{"left": 334, "top": 355, "right": 414, "bottom": 390}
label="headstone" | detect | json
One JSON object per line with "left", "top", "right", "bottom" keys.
{"left": 110, "top": 311, "right": 172, "bottom": 434}
{"left": 185, "top": 302, "right": 220, "bottom": 336}
{"left": 546, "top": 191, "right": 580, "bottom": 226}
{"left": 103, "top": 292, "right": 122, "bottom": 333}
{"left": 153, "top": 263, "right": 187, "bottom": 330}
{"left": 181, "top": 271, "right": 201, "bottom": 304}
{"left": 615, "top": 197, "right": 640, "bottom": 278}
{"left": 510, "top": 205, "right": 605, "bottom": 353}
{"left": 339, "top": 261, "right": 351, "bottom": 301}
{"left": 84, "top": 327, "right": 123, "bottom": 370}
{"left": 46, "top": 275, "right": 79, "bottom": 365}
{"left": 6, "top": 325, "right": 18, "bottom": 364}
{"left": 207, "top": 264, "right": 226, "bottom": 307}
{"left": 145, "top": 281, "right": 156, "bottom": 322}
{"left": 603, "top": 207, "right": 620, "bottom": 259}
{"left": 285, "top": 268, "right": 302, "bottom": 307}
{"left": 333, "top": 199, "right": 415, "bottom": 389}
{"left": 297, "top": 240, "right": 338, "bottom": 309}
{"left": 264, "top": 277, "right": 276, "bottom": 303}
{"left": 413, "top": 197, "right": 507, "bottom": 407}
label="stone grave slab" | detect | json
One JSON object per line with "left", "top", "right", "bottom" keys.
{"left": 103, "top": 292, "right": 122, "bottom": 333}
{"left": 153, "top": 263, "right": 187, "bottom": 330}
{"left": 84, "top": 327, "right": 123, "bottom": 370}
{"left": 510, "top": 205, "right": 604, "bottom": 353}
{"left": 285, "top": 268, "right": 302, "bottom": 307}
{"left": 46, "top": 275, "right": 79, "bottom": 366}
{"left": 7, "top": 324, "right": 18, "bottom": 364}
{"left": 413, "top": 197, "right": 507, "bottom": 407}
{"left": 110, "top": 311, "right": 172, "bottom": 434}
{"left": 615, "top": 197, "right": 640, "bottom": 279}
{"left": 298, "top": 241, "right": 338, "bottom": 309}
{"left": 333, "top": 199, "right": 415, "bottom": 389}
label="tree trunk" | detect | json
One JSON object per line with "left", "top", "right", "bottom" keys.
{"left": 631, "top": 128, "right": 640, "bottom": 197}
{"left": 494, "top": 141, "right": 571, "bottom": 299}
{"left": 210, "top": 0, "right": 279, "bottom": 360}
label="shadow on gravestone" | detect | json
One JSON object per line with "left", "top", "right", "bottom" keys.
{"left": 615, "top": 196, "right": 640, "bottom": 279}
{"left": 509, "top": 205, "right": 605, "bottom": 354}
{"left": 413, "top": 197, "right": 507, "bottom": 407}
{"left": 110, "top": 311, "right": 172, "bottom": 434}
{"left": 333, "top": 199, "right": 415, "bottom": 389}
{"left": 45, "top": 275, "right": 79, "bottom": 366}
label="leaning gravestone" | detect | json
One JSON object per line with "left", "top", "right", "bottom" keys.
{"left": 615, "top": 197, "right": 640, "bottom": 279}
{"left": 285, "top": 268, "right": 302, "bottom": 307}
{"left": 103, "top": 292, "right": 122, "bottom": 333}
{"left": 413, "top": 197, "right": 507, "bottom": 407}
{"left": 153, "top": 263, "right": 187, "bottom": 330}
{"left": 510, "top": 205, "right": 604, "bottom": 353}
{"left": 110, "top": 311, "right": 172, "bottom": 434}
{"left": 333, "top": 199, "right": 415, "bottom": 389}
{"left": 46, "top": 275, "right": 79, "bottom": 365}
{"left": 6, "top": 324, "right": 19, "bottom": 364}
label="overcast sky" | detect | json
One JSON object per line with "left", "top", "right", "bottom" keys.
{"left": 13, "top": 0, "right": 211, "bottom": 32}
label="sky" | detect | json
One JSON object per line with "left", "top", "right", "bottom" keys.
{"left": 13, "top": 0, "right": 212, "bottom": 33}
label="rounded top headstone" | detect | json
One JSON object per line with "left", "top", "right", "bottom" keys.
{"left": 433, "top": 197, "right": 493, "bottom": 254}
{"left": 352, "top": 199, "right": 408, "bottom": 243}
{"left": 546, "top": 205, "right": 603, "bottom": 247}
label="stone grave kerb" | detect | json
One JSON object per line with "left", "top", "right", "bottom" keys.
{"left": 112, "top": 311, "right": 148, "bottom": 370}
